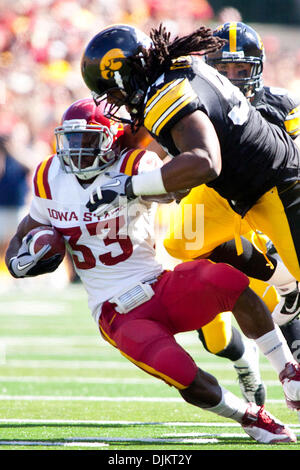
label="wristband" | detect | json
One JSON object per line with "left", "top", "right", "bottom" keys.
{"left": 131, "top": 169, "right": 167, "bottom": 196}
{"left": 124, "top": 177, "right": 136, "bottom": 199}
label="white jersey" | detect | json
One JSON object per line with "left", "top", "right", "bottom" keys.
{"left": 29, "top": 149, "right": 163, "bottom": 322}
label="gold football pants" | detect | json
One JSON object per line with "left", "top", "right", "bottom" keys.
{"left": 164, "top": 183, "right": 300, "bottom": 354}
{"left": 164, "top": 183, "right": 300, "bottom": 281}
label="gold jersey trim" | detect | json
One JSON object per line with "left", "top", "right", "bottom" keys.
{"left": 284, "top": 106, "right": 300, "bottom": 136}
{"left": 144, "top": 78, "right": 197, "bottom": 136}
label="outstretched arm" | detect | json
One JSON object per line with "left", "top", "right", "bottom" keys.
{"left": 161, "top": 110, "right": 222, "bottom": 191}
{"left": 86, "top": 110, "right": 222, "bottom": 215}
{"left": 132, "top": 110, "right": 222, "bottom": 196}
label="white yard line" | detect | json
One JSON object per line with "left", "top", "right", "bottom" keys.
{"left": 0, "top": 359, "right": 275, "bottom": 371}
{"left": 0, "top": 394, "right": 288, "bottom": 405}
{"left": 0, "top": 334, "right": 265, "bottom": 348}
{"left": 0, "top": 420, "right": 298, "bottom": 447}
{"left": 0, "top": 376, "right": 282, "bottom": 386}
{"left": 1, "top": 360, "right": 135, "bottom": 369}
{"left": 0, "top": 395, "right": 190, "bottom": 402}
{"left": 0, "top": 437, "right": 218, "bottom": 447}
{"left": 0, "top": 418, "right": 299, "bottom": 428}
{"left": 0, "top": 333, "right": 193, "bottom": 343}
{"left": 0, "top": 336, "right": 101, "bottom": 346}
{"left": 0, "top": 376, "right": 158, "bottom": 384}
{"left": 0, "top": 440, "right": 109, "bottom": 447}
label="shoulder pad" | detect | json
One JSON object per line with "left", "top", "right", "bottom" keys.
{"left": 119, "top": 149, "right": 147, "bottom": 176}
{"left": 144, "top": 78, "right": 198, "bottom": 136}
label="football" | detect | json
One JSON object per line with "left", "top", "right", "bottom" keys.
{"left": 27, "top": 226, "right": 66, "bottom": 260}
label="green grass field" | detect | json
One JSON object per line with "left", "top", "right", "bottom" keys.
{"left": 0, "top": 270, "right": 299, "bottom": 452}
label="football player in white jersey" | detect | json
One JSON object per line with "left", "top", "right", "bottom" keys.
{"left": 5, "top": 98, "right": 300, "bottom": 444}
{"left": 6, "top": 98, "right": 165, "bottom": 321}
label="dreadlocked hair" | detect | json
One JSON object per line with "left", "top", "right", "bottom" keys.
{"left": 129, "top": 23, "right": 226, "bottom": 131}
{"left": 145, "top": 23, "right": 226, "bottom": 81}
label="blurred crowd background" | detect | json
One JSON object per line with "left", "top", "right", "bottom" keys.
{"left": 1, "top": 0, "right": 300, "bottom": 282}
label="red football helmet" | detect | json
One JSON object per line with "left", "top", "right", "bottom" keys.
{"left": 55, "top": 98, "right": 125, "bottom": 180}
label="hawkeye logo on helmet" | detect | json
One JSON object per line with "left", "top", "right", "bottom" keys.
{"left": 100, "top": 48, "right": 126, "bottom": 80}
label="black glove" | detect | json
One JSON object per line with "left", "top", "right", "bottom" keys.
{"left": 86, "top": 172, "right": 136, "bottom": 216}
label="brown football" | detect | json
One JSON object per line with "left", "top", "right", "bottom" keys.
{"left": 27, "top": 226, "right": 66, "bottom": 260}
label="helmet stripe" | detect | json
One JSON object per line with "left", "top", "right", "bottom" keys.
{"left": 229, "top": 22, "right": 237, "bottom": 53}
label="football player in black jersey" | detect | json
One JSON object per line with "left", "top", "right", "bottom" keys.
{"left": 206, "top": 22, "right": 300, "bottom": 142}
{"left": 81, "top": 23, "right": 300, "bottom": 406}
{"left": 192, "top": 21, "right": 300, "bottom": 401}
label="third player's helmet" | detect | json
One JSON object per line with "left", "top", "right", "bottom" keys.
{"left": 55, "top": 98, "right": 124, "bottom": 180}
{"left": 206, "top": 22, "right": 265, "bottom": 97}
{"left": 81, "top": 24, "right": 153, "bottom": 118}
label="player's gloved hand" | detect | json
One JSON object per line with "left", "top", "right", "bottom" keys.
{"left": 8, "top": 234, "right": 63, "bottom": 278}
{"left": 86, "top": 171, "right": 136, "bottom": 216}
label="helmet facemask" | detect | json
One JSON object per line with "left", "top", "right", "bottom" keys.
{"left": 208, "top": 55, "right": 263, "bottom": 98}
{"left": 92, "top": 90, "right": 133, "bottom": 126}
{"left": 55, "top": 119, "right": 117, "bottom": 180}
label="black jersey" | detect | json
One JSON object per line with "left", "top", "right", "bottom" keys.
{"left": 142, "top": 57, "right": 300, "bottom": 215}
{"left": 253, "top": 86, "right": 300, "bottom": 139}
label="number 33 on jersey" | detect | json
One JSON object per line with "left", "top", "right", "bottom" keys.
{"left": 29, "top": 148, "right": 163, "bottom": 321}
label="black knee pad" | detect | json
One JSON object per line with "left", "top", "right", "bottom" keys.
{"left": 198, "top": 326, "right": 245, "bottom": 361}
{"left": 209, "top": 238, "right": 278, "bottom": 281}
